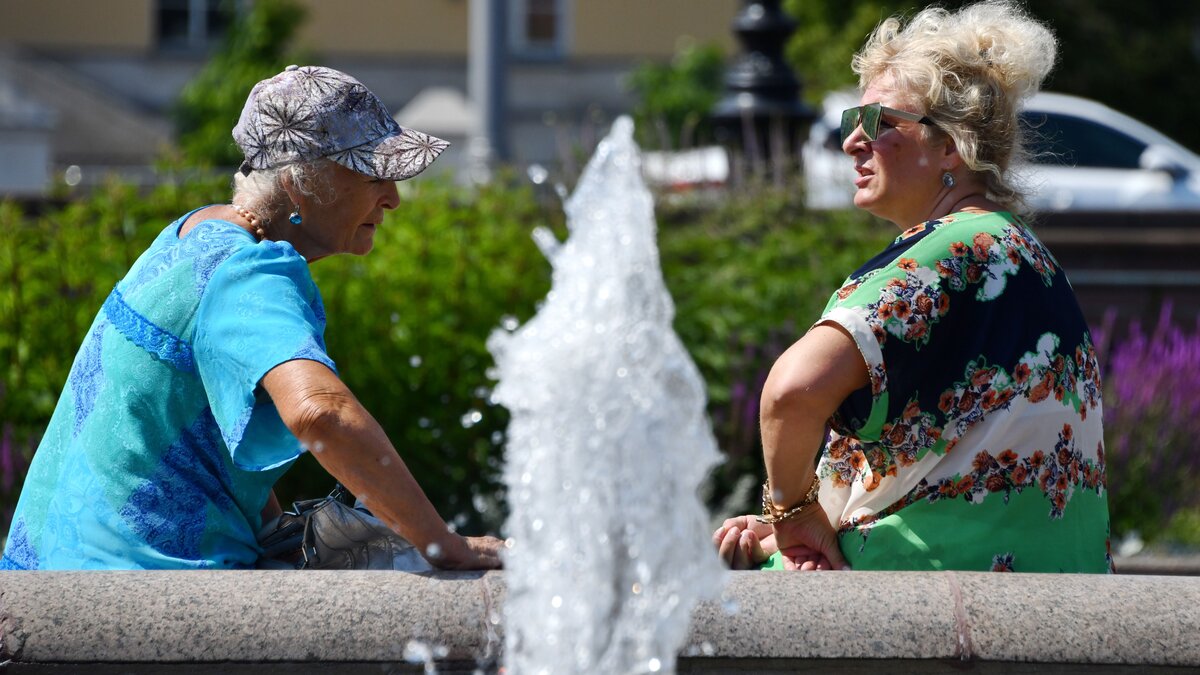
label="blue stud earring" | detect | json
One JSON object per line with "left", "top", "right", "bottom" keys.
{"left": 289, "top": 209, "right": 303, "bottom": 225}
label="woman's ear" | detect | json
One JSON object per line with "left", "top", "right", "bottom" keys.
{"left": 940, "top": 135, "right": 964, "bottom": 173}
{"left": 279, "top": 169, "right": 302, "bottom": 210}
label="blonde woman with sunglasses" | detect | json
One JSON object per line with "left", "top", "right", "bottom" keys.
{"left": 714, "top": 0, "right": 1112, "bottom": 573}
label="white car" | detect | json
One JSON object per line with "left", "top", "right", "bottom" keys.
{"left": 803, "top": 91, "right": 1200, "bottom": 213}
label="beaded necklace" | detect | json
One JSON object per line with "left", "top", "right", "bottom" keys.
{"left": 230, "top": 204, "right": 267, "bottom": 241}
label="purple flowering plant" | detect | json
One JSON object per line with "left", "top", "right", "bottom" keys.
{"left": 1093, "top": 302, "right": 1200, "bottom": 543}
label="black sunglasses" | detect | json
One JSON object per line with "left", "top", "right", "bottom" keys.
{"left": 840, "top": 102, "right": 936, "bottom": 144}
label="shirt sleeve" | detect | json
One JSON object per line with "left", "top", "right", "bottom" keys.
{"left": 817, "top": 248, "right": 952, "bottom": 441}
{"left": 193, "top": 241, "right": 337, "bottom": 471}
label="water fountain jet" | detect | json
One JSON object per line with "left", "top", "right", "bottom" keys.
{"left": 488, "top": 116, "right": 726, "bottom": 674}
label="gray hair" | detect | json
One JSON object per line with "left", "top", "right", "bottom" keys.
{"left": 231, "top": 159, "right": 335, "bottom": 216}
{"left": 853, "top": 0, "right": 1057, "bottom": 213}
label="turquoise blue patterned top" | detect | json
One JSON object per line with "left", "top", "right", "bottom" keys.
{"left": 1, "top": 208, "right": 336, "bottom": 569}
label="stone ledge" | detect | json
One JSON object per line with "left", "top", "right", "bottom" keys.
{"left": 1, "top": 571, "right": 1197, "bottom": 672}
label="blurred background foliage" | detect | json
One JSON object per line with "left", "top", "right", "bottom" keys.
{"left": 0, "top": 173, "right": 889, "bottom": 534}
{"left": 5, "top": 174, "right": 1197, "bottom": 545}
{"left": 3, "top": 0, "right": 1198, "bottom": 549}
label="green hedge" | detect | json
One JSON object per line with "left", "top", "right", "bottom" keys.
{"left": 0, "top": 176, "right": 889, "bottom": 535}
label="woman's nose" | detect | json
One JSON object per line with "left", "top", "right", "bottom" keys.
{"left": 380, "top": 181, "right": 400, "bottom": 210}
{"left": 842, "top": 125, "right": 868, "bottom": 155}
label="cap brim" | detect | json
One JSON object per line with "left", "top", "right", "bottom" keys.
{"left": 328, "top": 127, "right": 450, "bottom": 181}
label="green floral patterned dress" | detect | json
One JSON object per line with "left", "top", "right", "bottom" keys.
{"left": 771, "top": 211, "right": 1111, "bottom": 573}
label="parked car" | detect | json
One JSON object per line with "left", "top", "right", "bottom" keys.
{"left": 803, "top": 91, "right": 1200, "bottom": 212}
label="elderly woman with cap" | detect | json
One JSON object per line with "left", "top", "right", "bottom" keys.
{"left": 714, "top": 1, "right": 1112, "bottom": 573}
{"left": 1, "top": 66, "right": 502, "bottom": 570}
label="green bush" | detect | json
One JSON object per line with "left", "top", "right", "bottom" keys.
{"left": 0, "top": 175, "right": 891, "bottom": 536}
{"left": 658, "top": 190, "right": 891, "bottom": 512}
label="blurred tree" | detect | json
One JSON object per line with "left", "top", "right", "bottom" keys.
{"left": 627, "top": 41, "right": 726, "bottom": 150}
{"left": 173, "top": 0, "right": 308, "bottom": 167}
{"left": 782, "top": 0, "right": 1200, "bottom": 152}
{"left": 782, "top": 0, "right": 896, "bottom": 101}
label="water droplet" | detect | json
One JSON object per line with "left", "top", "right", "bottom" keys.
{"left": 491, "top": 431, "right": 505, "bottom": 445}
{"left": 631, "top": 583, "right": 642, "bottom": 595}
{"left": 379, "top": 456, "right": 392, "bottom": 466}
{"left": 64, "top": 165, "right": 82, "bottom": 187}
{"left": 616, "top": 367, "right": 628, "bottom": 378}
{"left": 489, "top": 611, "right": 501, "bottom": 625}
{"left": 474, "top": 386, "right": 491, "bottom": 399}
{"left": 403, "top": 640, "right": 431, "bottom": 664}
{"left": 390, "top": 312, "right": 400, "bottom": 324}
{"left": 722, "top": 599, "right": 740, "bottom": 615}
{"left": 501, "top": 315, "right": 521, "bottom": 331}
{"left": 472, "top": 494, "right": 490, "bottom": 512}
{"left": 551, "top": 595, "right": 562, "bottom": 608}
{"left": 312, "top": 441, "right": 324, "bottom": 453}
{"left": 504, "top": 537, "right": 516, "bottom": 549}
{"left": 648, "top": 658, "right": 661, "bottom": 672}
{"left": 521, "top": 472, "right": 532, "bottom": 485}
{"left": 418, "top": 417, "right": 431, "bottom": 428}
{"left": 531, "top": 519, "right": 544, "bottom": 531}
{"left": 410, "top": 355, "right": 423, "bottom": 368}
{"left": 426, "top": 543, "right": 442, "bottom": 559}
{"left": 700, "top": 641, "right": 715, "bottom": 656}
{"left": 461, "top": 410, "right": 483, "bottom": 428}
{"left": 527, "top": 164, "right": 549, "bottom": 185}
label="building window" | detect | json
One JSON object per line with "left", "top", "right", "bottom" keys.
{"left": 510, "top": 0, "right": 569, "bottom": 60}
{"left": 157, "top": 0, "right": 236, "bottom": 51}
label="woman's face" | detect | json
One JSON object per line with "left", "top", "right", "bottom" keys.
{"left": 295, "top": 162, "right": 401, "bottom": 259}
{"left": 843, "top": 75, "right": 951, "bottom": 228}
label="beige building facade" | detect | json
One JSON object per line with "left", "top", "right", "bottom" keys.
{"left": 0, "top": 0, "right": 740, "bottom": 191}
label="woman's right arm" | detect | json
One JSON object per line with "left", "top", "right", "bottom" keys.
{"left": 261, "top": 358, "right": 502, "bottom": 570}
{"left": 758, "top": 323, "right": 867, "bottom": 571}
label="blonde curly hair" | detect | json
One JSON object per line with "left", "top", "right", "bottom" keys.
{"left": 852, "top": 0, "right": 1057, "bottom": 212}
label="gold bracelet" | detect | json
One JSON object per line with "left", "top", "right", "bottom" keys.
{"left": 755, "top": 473, "right": 821, "bottom": 525}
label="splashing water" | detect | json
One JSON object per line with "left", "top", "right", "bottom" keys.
{"left": 488, "top": 117, "right": 726, "bottom": 674}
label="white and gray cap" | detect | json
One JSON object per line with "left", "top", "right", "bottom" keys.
{"left": 233, "top": 65, "right": 448, "bottom": 181}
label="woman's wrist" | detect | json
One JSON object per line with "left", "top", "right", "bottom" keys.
{"left": 756, "top": 473, "right": 821, "bottom": 525}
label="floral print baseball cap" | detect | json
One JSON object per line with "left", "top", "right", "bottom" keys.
{"left": 233, "top": 65, "right": 448, "bottom": 181}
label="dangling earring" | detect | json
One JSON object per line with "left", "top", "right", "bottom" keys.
{"left": 289, "top": 207, "right": 303, "bottom": 225}
{"left": 942, "top": 172, "right": 956, "bottom": 188}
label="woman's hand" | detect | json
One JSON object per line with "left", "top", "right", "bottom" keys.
{"left": 428, "top": 533, "right": 504, "bottom": 571}
{"left": 771, "top": 503, "right": 850, "bottom": 571}
{"left": 712, "top": 515, "right": 776, "bottom": 569}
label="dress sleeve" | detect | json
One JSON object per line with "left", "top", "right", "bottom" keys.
{"left": 817, "top": 249, "right": 952, "bottom": 441}
{"left": 193, "top": 241, "right": 337, "bottom": 471}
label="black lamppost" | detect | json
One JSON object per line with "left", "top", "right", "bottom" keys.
{"left": 711, "top": 0, "right": 816, "bottom": 184}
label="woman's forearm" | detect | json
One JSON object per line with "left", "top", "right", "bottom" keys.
{"left": 263, "top": 360, "right": 456, "bottom": 553}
